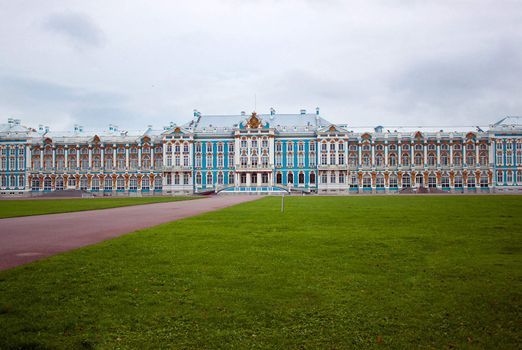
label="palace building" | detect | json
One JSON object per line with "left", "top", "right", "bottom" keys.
{"left": 0, "top": 110, "right": 521, "bottom": 196}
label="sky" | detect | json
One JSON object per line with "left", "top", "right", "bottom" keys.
{"left": 0, "top": 0, "right": 521, "bottom": 132}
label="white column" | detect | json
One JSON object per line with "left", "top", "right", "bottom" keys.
{"left": 101, "top": 147, "right": 104, "bottom": 168}
{"left": 40, "top": 148, "right": 43, "bottom": 169}
{"left": 358, "top": 142, "right": 362, "bottom": 167}
{"left": 151, "top": 143, "right": 155, "bottom": 169}
{"left": 423, "top": 143, "right": 428, "bottom": 165}
{"left": 371, "top": 143, "right": 375, "bottom": 166}
{"left": 88, "top": 146, "right": 92, "bottom": 170}
{"left": 52, "top": 147, "right": 56, "bottom": 169}
{"left": 138, "top": 145, "right": 142, "bottom": 168}
{"left": 76, "top": 147, "right": 80, "bottom": 168}
{"left": 450, "top": 140, "right": 453, "bottom": 167}
{"left": 113, "top": 146, "right": 116, "bottom": 168}
{"left": 125, "top": 146, "right": 129, "bottom": 169}
{"left": 437, "top": 140, "right": 440, "bottom": 166}
{"left": 476, "top": 142, "right": 480, "bottom": 166}
{"left": 384, "top": 143, "right": 388, "bottom": 166}
{"left": 26, "top": 145, "right": 32, "bottom": 170}
{"left": 398, "top": 143, "right": 402, "bottom": 166}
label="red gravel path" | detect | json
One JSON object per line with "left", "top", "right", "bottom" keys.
{"left": 0, "top": 195, "right": 259, "bottom": 271}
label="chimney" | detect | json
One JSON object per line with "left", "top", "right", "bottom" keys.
{"left": 315, "top": 107, "right": 320, "bottom": 116}
{"left": 300, "top": 109, "right": 306, "bottom": 115}
{"left": 270, "top": 107, "right": 276, "bottom": 116}
{"left": 7, "top": 118, "right": 14, "bottom": 125}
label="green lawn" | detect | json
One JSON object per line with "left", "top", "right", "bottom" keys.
{"left": 0, "top": 196, "right": 198, "bottom": 218}
{"left": 0, "top": 196, "right": 521, "bottom": 349}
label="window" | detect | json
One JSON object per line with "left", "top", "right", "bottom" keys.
{"left": 262, "top": 140, "right": 269, "bottom": 148}
{"left": 276, "top": 142, "right": 282, "bottom": 152}
{"left": 217, "top": 172, "right": 224, "bottom": 184}
{"left": 309, "top": 142, "right": 316, "bottom": 152}
{"left": 117, "top": 177, "right": 125, "bottom": 190}
{"left": 310, "top": 172, "right": 316, "bottom": 184}
{"left": 80, "top": 176, "right": 88, "bottom": 190}
{"left": 441, "top": 154, "right": 448, "bottom": 166}
{"left": 228, "top": 172, "right": 234, "bottom": 184}
{"left": 376, "top": 174, "right": 384, "bottom": 188}
{"left": 441, "top": 175, "right": 450, "bottom": 188}
{"left": 362, "top": 175, "right": 371, "bottom": 188}
{"left": 206, "top": 143, "right": 212, "bottom": 153}
{"left": 454, "top": 154, "right": 462, "bottom": 166}
{"left": 43, "top": 177, "right": 52, "bottom": 191}
{"left": 142, "top": 176, "right": 150, "bottom": 190}
{"left": 287, "top": 142, "right": 293, "bottom": 152}
{"left": 497, "top": 171, "right": 503, "bottom": 184}
{"left": 375, "top": 154, "right": 383, "bottom": 166}
{"left": 155, "top": 176, "right": 163, "bottom": 190}
{"left": 206, "top": 154, "right": 212, "bottom": 167}
{"left": 402, "top": 154, "right": 410, "bottom": 166}
{"left": 174, "top": 173, "right": 180, "bottom": 185}
{"left": 389, "top": 175, "right": 398, "bottom": 187}
{"left": 196, "top": 172, "right": 202, "bottom": 185}
{"left": 454, "top": 175, "right": 463, "bottom": 188}
{"left": 31, "top": 177, "right": 40, "bottom": 191}
{"left": 321, "top": 153, "right": 327, "bottom": 165}
{"left": 195, "top": 143, "right": 201, "bottom": 152}
{"left": 252, "top": 140, "right": 258, "bottom": 148}
{"left": 18, "top": 175, "right": 24, "bottom": 188}
{"left": 389, "top": 154, "right": 397, "bottom": 166}
{"left": 321, "top": 143, "right": 327, "bottom": 151}
{"left": 309, "top": 153, "right": 316, "bottom": 167}
{"left": 217, "top": 143, "right": 223, "bottom": 153}
{"left": 129, "top": 176, "right": 138, "bottom": 190}
{"left": 68, "top": 177, "right": 76, "bottom": 187}
{"left": 414, "top": 153, "right": 423, "bottom": 166}
{"left": 330, "top": 172, "right": 336, "bottom": 184}
{"left": 480, "top": 175, "right": 489, "bottom": 188}
{"left": 428, "top": 175, "right": 437, "bottom": 188}
{"left": 349, "top": 174, "right": 357, "bottom": 187}
{"left": 287, "top": 172, "right": 294, "bottom": 184}
{"left": 329, "top": 153, "right": 336, "bottom": 165}
{"left": 321, "top": 172, "right": 327, "bottom": 184}
{"left": 467, "top": 176, "right": 476, "bottom": 188}
{"left": 287, "top": 154, "right": 294, "bottom": 167}
{"left": 91, "top": 177, "right": 100, "bottom": 191}
{"left": 338, "top": 153, "right": 345, "bottom": 165}
{"left": 206, "top": 172, "right": 213, "bottom": 185}
{"left": 362, "top": 154, "right": 370, "bottom": 166}
{"left": 506, "top": 171, "right": 513, "bottom": 183}
{"left": 428, "top": 154, "right": 436, "bottom": 166}
{"left": 402, "top": 174, "right": 411, "bottom": 188}
{"left": 55, "top": 177, "right": 64, "bottom": 190}
{"left": 104, "top": 177, "right": 113, "bottom": 191}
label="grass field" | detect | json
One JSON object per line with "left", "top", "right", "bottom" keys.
{"left": 0, "top": 196, "right": 521, "bottom": 349}
{"left": 0, "top": 196, "right": 198, "bottom": 218}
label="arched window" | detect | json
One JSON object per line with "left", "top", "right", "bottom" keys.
{"left": 154, "top": 176, "right": 163, "bottom": 190}
{"left": 206, "top": 172, "right": 213, "bottom": 185}
{"left": 480, "top": 174, "right": 489, "bottom": 188}
{"left": 276, "top": 172, "right": 282, "bottom": 184}
{"left": 362, "top": 154, "right": 370, "bottom": 166}
{"left": 389, "top": 174, "right": 398, "bottom": 187}
{"left": 228, "top": 172, "right": 234, "bottom": 184}
{"left": 217, "top": 172, "right": 224, "bottom": 185}
{"left": 80, "top": 176, "right": 88, "bottom": 190}
{"left": 389, "top": 154, "right": 396, "bottom": 166}
{"left": 362, "top": 174, "right": 371, "bottom": 188}
{"left": 117, "top": 176, "right": 125, "bottom": 190}
{"left": 44, "top": 177, "right": 52, "bottom": 191}
{"left": 32, "top": 177, "right": 40, "bottom": 191}
{"left": 402, "top": 154, "right": 410, "bottom": 166}
{"left": 310, "top": 172, "right": 316, "bottom": 184}
{"left": 142, "top": 176, "right": 150, "bottom": 190}
{"left": 321, "top": 172, "right": 327, "bottom": 184}
{"left": 287, "top": 172, "right": 294, "bottom": 184}
{"left": 428, "top": 154, "right": 436, "bottom": 166}
{"left": 467, "top": 175, "right": 476, "bottom": 188}
{"left": 402, "top": 173, "right": 411, "bottom": 188}
{"left": 129, "top": 176, "right": 138, "bottom": 191}
{"left": 376, "top": 174, "right": 384, "bottom": 188}
{"left": 375, "top": 154, "right": 383, "bottom": 166}
{"left": 415, "top": 173, "right": 424, "bottom": 187}
{"left": 414, "top": 153, "right": 423, "bottom": 166}
{"left": 55, "top": 176, "right": 64, "bottom": 190}
{"left": 428, "top": 175, "right": 437, "bottom": 188}
{"left": 104, "top": 177, "right": 113, "bottom": 191}
{"left": 298, "top": 172, "right": 305, "bottom": 184}
{"left": 196, "top": 172, "right": 202, "bottom": 185}
{"left": 441, "top": 175, "right": 450, "bottom": 188}
{"left": 91, "top": 177, "right": 100, "bottom": 191}
{"left": 454, "top": 175, "right": 463, "bottom": 188}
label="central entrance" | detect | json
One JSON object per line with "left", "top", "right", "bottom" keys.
{"left": 238, "top": 172, "right": 271, "bottom": 187}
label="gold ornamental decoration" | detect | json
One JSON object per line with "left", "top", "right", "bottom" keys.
{"left": 246, "top": 112, "right": 261, "bottom": 129}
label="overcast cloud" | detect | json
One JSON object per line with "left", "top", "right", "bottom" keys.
{"left": 0, "top": 0, "right": 521, "bottom": 131}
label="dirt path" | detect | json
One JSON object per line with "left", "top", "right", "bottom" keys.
{"left": 0, "top": 195, "right": 259, "bottom": 271}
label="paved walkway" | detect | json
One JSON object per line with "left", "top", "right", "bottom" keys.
{"left": 0, "top": 195, "right": 259, "bottom": 271}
